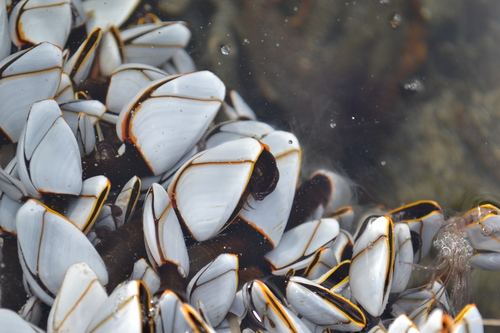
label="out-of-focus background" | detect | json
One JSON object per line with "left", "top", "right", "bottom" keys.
{"left": 153, "top": 0, "right": 500, "bottom": 326}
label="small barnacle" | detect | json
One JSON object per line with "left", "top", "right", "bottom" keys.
{"left": 432, "top": 217, "right": 474, "bottom": 315}
{"left": 95, "top": 141, "right": 119, "bottom": 160}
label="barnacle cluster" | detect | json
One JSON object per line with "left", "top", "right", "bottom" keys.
{"left": 0, "top": 1, "right": 498, "bottom": 333}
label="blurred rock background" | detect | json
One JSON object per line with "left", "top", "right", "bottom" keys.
{"left": 157, "top": 0, "right": 500, "bottom": 210}
{"left": 154, "top": 0, "right": 500, "bottom": 324}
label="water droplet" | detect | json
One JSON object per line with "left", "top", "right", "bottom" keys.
{"left": 381, "top": 161, "right": 387, "bottom": 166}
{"left": 330, "top": 123, "right": 336, "bottom": 128}
{"left": 481, "top": 225, "right": 493, "bottom": 236}
{"left": 149, "top": 305, "right": 157, "bottom": 318}
{"left": 293, "top": 6, "right": 298, "bottom": 11}
{"left": 243, "top": 38, "right": 250, "bottom": 44}
{"left": 113, "top": 292, "right": 126, "bottom": 316}
{"left": 400, "top": 79, "right": 425, "bottom": 97}
{"left": 220, "top": 45, "right": 231, "bottom": 55}
{"left": 177, "top": 266, "right": 187, "bottom": 278}
{"left": 389, "top": 13, "right": 401, "bottom": 28}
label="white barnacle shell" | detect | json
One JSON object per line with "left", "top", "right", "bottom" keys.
{"left": 391, "top": 222, "right": 413, "bottom": 293}
{"left": 0, "top": 42, "right": 62, "bottom": 143}
{"left": 155, "top": 290, "right": 216, "bottom": 333}
{"left": 120, "top": 21, "right": 191, "bottom": 67}
{"left": 130, "top": 258, "right": 160, "bottom": 295}
{"left": 47, "top": 262, "right": 107, "bottom": 333}
{"left": 0, "top": 309, "right": 44, "bottom": 332}
{"left": 168, "top": 137, "right": 275, "bottom": 242}
{"left": 453, "top": 304, "right": 483, "bottom": 333}
{"left": 387, "top": 314, "right": 419, "bottom": 333}
{"left": 143, "top": 183, "right": 189, "bottom": 275}
{"left": 106, "top": 63, "right": 168, "bottom": 114}
{"left": 238, "top": 130, "right": 301, "bottom": 247}
{"left": 350, "top": 215, "right": 395, "bottom": 317}
{"left": 17, "top": 99, "right": 82, "bottom": 197}
{"left": 186, "top": 254, "right": 239, "bottom": 327}
{"left": 0, "top": 0, "right": 10, "bottom": 62}
{"left": 63, "top": 28, "right": 102, "bottom": 86}
{"left": 244, "top": 279, "right": 311, "bottom": 332}
{"left": 16, "top": 199, "right": 108, "bottom": 306}
{"left": 9, "top": 0, "right": 72, "bottom": 48}
{"left": 389, "top": 200, "right": 443, "bottom": 262}
{"left": 98, "top": 25, "right": 125, "bottom": 77}
{"left": 83, "top": 0, "right": 140, "bottom": 32}
{"left": 116, "top": 70, "right": 225, "bottom": 176}
{"left": 265, "top": 218, "right": 340, "bottom": 275}
{"left": 64, "top": 175, "right": 111, "bottom": 233}
{"left": 85, "top": 280, "right": 150, "bottom": 333}
{"left": 286, "top": 276, "right": 366, "bottom": 331}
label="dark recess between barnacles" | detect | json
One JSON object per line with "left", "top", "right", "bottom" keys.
{"left": 0, "top": 233, "right": 27, "bottom": 311}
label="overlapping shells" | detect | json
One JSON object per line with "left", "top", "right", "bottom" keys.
{"left": 0, "top": 1, "right": 498, "bottom": 333}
